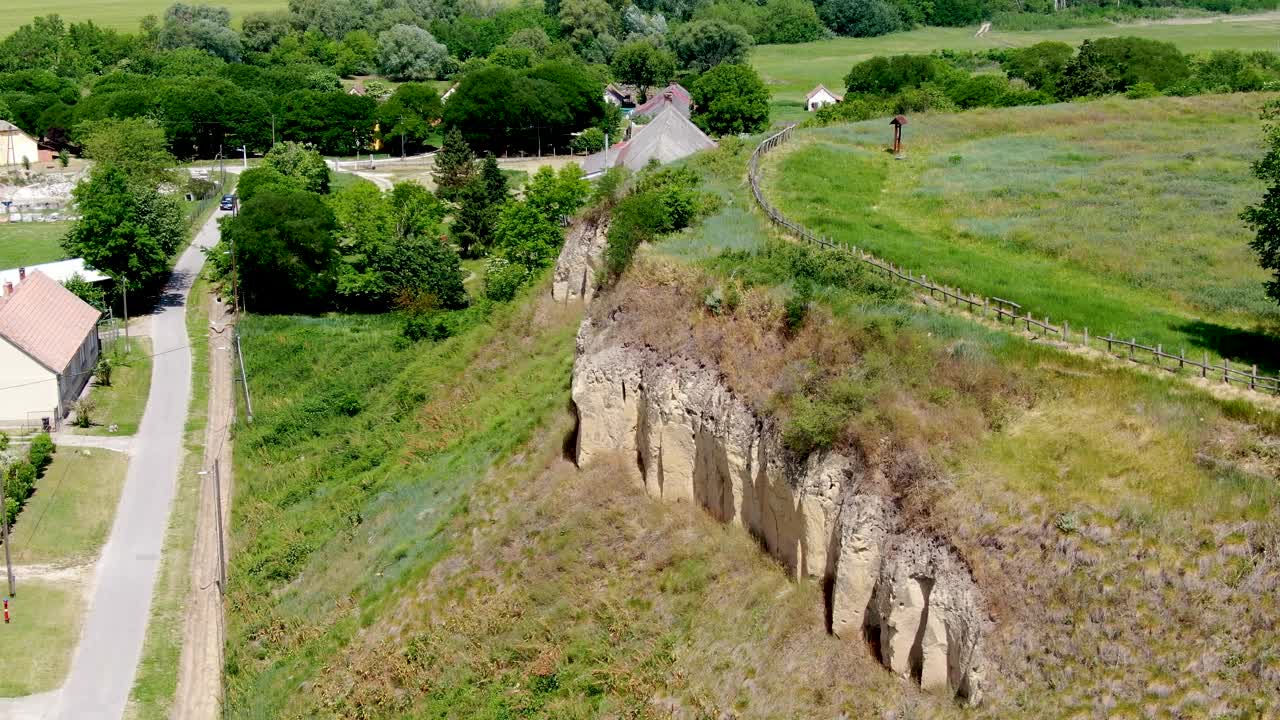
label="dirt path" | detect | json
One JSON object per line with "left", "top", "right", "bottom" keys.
{"left": 170, "top": 294, "right": 236, "bottom": 720}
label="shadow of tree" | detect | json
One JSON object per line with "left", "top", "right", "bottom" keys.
{"left": 1175, "top": 320, "right": 1280, "bottom": 375}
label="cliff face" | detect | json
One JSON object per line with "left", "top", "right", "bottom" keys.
{"left": 571, "top": 316, "right": 990, "bottom": 703}
{"left": 551, "top": 215, "right": 610, "bottom": 303}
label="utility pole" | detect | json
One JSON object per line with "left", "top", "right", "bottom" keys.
{"left": 238, "top": 146, "right": 248, "bottom": 169}
{"left": 212, "top": 460, "right": 226, "bottom": 594}
{"left": 236, "top": 329, "right": 254, "bottom": 423}
{"left": 270, "top": 112, "right": 276, "bottom": 147}
{"left": 1, "top": 479, "right": 14, "bottom": 597}
{"left": 122, "top": 275, "right": 130, "bottom": 355}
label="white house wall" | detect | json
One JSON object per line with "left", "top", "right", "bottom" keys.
{"left": 0, "top": 131, "right": 39, "bottom": 168}
{"left": 0, "top": 337, "right": 58, "bottom": 424}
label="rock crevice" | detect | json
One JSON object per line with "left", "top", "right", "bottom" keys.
{"left": 571, "top": 318, "right": 989, "bottom": 703}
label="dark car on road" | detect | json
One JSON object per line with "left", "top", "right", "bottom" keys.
{"left": 219, "top": 194, "right": 236, "bottom": 211}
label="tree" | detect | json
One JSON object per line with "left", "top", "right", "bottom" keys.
{"left": 336, "top": 29, "right": 378, "bottom": 75}
{"left": 432, "top": 127, "right": 477, "bottom": 203}
{"left": 157, "top": 3, "right": 243, "bottom": 62}
{"left": 389, "top": 181, "right": 447, "bottom": 240}
{"left": 1243, "top": 99, "right": 1280, "bottom": 305}
{"left": 77, "top": 117, "right": 175, "bottom": 185}
{"left": 450, "top": 178, "right": 500, "bottom": 257}
{"left": 62, "top": 166, "right": 187, "bottom": 292}
{"left": 673, "top": 19, "right": 752, "bottom": 73}
{"left": 221, "top": 188, "right": 339, "bottom": 312}
{"left": 262, "top": 141, "right": 331, "bottom": 194}
{"left": 494, "top": 200, "right": 564, "bottom": 269}
{"left": 241, "top": 10, "right": 292, "bottom": 53}
{"left": 277, "top": 90, "right": 376, "bottom": 155}
{"left": 62, "top": 273, "right": 107, "bottom": 311}
{"left": 691, "top": 63, "right": 769, "bottom": 136}
{"left": 756, "top": 0, "right": 824, "bottom": 44}
{"left": 818, "top": 0, "right": 901, "bottom": 38}
{"left": 287, "top": 0, "right": 374, "bottom": 41}
{"left": 385, "top": 234, "right": 467, "bottom": 309}
{"left": 1002, "top": 41, "right": 1073, "bottom": 93}
{"left": 1059, "top": 37, "right": 1191, "bottom": 98}
{"left": 843, "top": 53, "right": 939, "bottom": 94}
{"left": 524, "top": 164, "right": 590, "bottom": 221}
{"left": 611, "top": 41, "right": 676, "bottom": 94}
{"left": 377, "top": 83, "right": 443, "bottom": 154}
{"left": 237, "top": 166, "right": 303, "bottom": 203}
{"left": 558, "top": 0, "right": 617, "bottom": 63}
{"left": 377, "top": 24, "right": 449, "bottom": 81}
{"left": 479, "top": 154, "right": 510, "bottom": 207}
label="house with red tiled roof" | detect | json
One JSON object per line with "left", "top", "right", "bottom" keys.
{"left": 0, "top": 269, "right": 101, "bottom": 425}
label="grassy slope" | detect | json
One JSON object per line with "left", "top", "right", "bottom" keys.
{"left": 753, "top": 15, "right": 1280, "bottom": 116}
{"left": 0, "top": 222, "right": 70, "bottom": 269}
{"left": 222, "top": 136, "right": 1280, "bottom": 717}
{"left": 763, "top": 93, "right": 1280, "bottom": 372}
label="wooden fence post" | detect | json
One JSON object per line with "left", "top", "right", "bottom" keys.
{"left": 1083, "top": 327, "right": 1088, "bottom": 348}
{"left": 1129, "top": 338, "right": 1135, "bottom": 361}
{"left": 1202, "top": 351, "right": 1208, "bottom": 379}
{"left": 1179, "top": 348, "right": 1184, "bottom": 371}
{"left": 1252, "top": 365, "right": 1258, "bottom": 391}
{"left": 1156, "top": 344, "right": 1161, "bottom": 369}
{"left": 1063, "top": 320, "right": 1069, "bottom": 343}
{"left": 1224, "top": 358, "right": 1230, "bottom": 383}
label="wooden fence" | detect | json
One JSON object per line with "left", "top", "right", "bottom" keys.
{"left": 748, "top": 125, "right": 1280, "bottom": 397}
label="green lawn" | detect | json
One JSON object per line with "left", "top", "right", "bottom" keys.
{"left": 70, "top": 338, "right": 154, "bottom": 436}
{"left": 11, "top": 447, "right": 129, "bottom": 566}
{"left": 0, "top": 580, "right": 84, "bottom": 696}
{"left": 753, "top": 15, "right": 1280, "bottom": 119}
{"left": 1, "top": 0, "right": 284, "bottom": 34}
{"left": 763, "top": 93, "right": 1280, "bottom": 371}
{"left": 0, "top": 222, "right": 69, "bottom": 269}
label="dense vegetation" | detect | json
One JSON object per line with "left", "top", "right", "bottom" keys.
{"left": 813, "top": 38, "right": 1280, "bottom": 123}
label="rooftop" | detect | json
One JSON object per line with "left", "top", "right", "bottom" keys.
{"left": 0, "top": 270, "right": 101, "bottom": 372}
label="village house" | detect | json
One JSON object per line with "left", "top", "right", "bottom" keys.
{"left": 1, "top": 120, "right": 39, "bottom": 168}
{"left": 631, "top": 83, "right": 692, "bottom": 120}
{"left": 0, "top": 269, "right": 102, "bottom": 427}
{"left": 805, "top": 84, "right": 843, "bottom": 112}
{"left": 581, "top": 96, "right": 716, "bottom": 177}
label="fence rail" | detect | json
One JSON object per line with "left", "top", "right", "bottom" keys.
{"left": 747, "top": 125, "right": 1280, "bottom": 398}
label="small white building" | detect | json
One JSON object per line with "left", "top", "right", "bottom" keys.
{"left": 805, "top": 84, "right": 843, "bottom": 112}
{"left": 0, "top": 269, "right": 102, "bottom": 426}
{"left": 0, "top": 120, "right": 38, "bottom": 168}
{"left": 0, "top": 259, "right": 110, "bottom": 288}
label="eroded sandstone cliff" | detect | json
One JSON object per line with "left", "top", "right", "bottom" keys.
{"left": 551, "top": 215, "right": 610, "bottom": 303}
{"left": 571, "top": 314, "right": 990, "bottom": 703}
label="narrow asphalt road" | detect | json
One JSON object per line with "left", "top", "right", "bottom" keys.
{"left": 52, "top": 211, "right": 221, "bottom": 720}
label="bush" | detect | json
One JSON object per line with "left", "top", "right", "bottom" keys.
{"left": 482, "top": 257, "right": 530, "bottom": 302}
{"left": 818, "top": 0, "right": 901, "bottom": 37}
{"left": 783, "top": 278, "right": 812, "bottom": 335}
{"left": 73, "top": 398, "right": 96, "bottom": 428}
{"left": 27, "top": 433, "right": 55, "bottom": 472}
{"left": 1125, "top": 81, "right": 1160, "bottom": 99}
{"left": 844, "top": 54, "right": 941, "bottom": 94}
{"left": 95, "top": 355, "right": 114, "bottom": 386}
{"left": 571, "top": 127, "right": 605, "bottom": 154}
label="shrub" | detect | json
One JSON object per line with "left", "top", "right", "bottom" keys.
{"left": 783, "top": 278, "right": 812, "bottom": 335}
{"left": 482, "top": 257, "right": 530, "bottom": 302}
{"left": 844, "top": 54, "right": 941, "bottom": 94}
{"left": 95, "top": 355, "right": 114, "bottom": 386}
{"left": 571, "top": 127, "right": 605, "bottom": 154}
{"left": 27, "top": 433, "right": 55, "bottom": 471}
{"left": 73, "top": 398, "right": 96, "bottom": 428}
{"left": 1125, "top": 81, "right": 1160, "bottom": 99}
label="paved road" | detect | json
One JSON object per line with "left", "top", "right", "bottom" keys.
{"left": 50, "top": 212, "right": 221, "bottom": 720}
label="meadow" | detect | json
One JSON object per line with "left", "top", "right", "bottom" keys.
{"left": 0, "top": 222, "right": 69, "bottom": 269}
{"left": 1, "top": 0, "right": 284, "bottom": 35}
{"left": 760, "top": 93, "right": 1280, "bottom": 372}
{"left": 753, "top": 14, "right": 1280, "bottom": 117}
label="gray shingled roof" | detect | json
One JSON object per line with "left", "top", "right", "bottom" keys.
{"left": 582, "top": 103, "right": 716, "bottom": 176}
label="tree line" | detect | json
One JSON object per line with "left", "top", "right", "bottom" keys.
{"left": 812, "top": 38, "right": 1280, "bottom": 124}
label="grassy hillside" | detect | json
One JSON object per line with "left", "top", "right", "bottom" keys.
{"left": 761, "top": 93, "right": 1280, "bottom": 373}
{"left": 0, "top": 222, "right": 69, "bottom": 269}
{"left": 753, "top": 14, "right": 1280, "bottom": 118}
{"left": 225, "top": 130, "right": 1280, "bottom": 717}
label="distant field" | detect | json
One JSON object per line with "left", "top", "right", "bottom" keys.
{"left": 0, "top": 221, "right": 69, "bottom": 269}
{"left": 761, "top": 93, "right": 1280, "bottom": 371}
{"left": 754, "top": 15, "right": 1280, "bottom": 117}
{"left": 1, "top": 0, "right": 284, "bottom": 35}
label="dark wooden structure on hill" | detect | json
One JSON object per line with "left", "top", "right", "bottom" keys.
{"left": 891, "top": 115, "right": 908, "bottom": 157}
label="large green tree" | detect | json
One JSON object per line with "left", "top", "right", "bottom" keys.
{"left": 691, "top": 63, "right": 770, "bottom": 136}
{"left": 524, "top": 164, "right": 590, "bottom": 222}
{"left": 61, "top": 166, "right": 187, "bottom": 292}
{"left": 1243, "top": 99, "right": 1280, "bottom": 306}
{"left": 611, "top": 41, "right": 676, "bottom": 95}
{"left": 220, "top": 187, "right": 340, "bottom": 312}
{"left": 77, "top": 117, "right": 175, "bottom": 185}
{"left": 376, "top": 83, "right": 443, "bottom": 154}
{"left": 262, "top": 141, "right": 331, "bottom": 194}
{"left": 377, "top": 24, "right": 449, "bottom": 80}
{"left": 817, "top": 0, "right": 901, "bottom": 38}
{"left": 494, "top": 200, "right": 564, "bottom": 269}
{"left": 673, "top": 19, "right": 751, "bottom": 73}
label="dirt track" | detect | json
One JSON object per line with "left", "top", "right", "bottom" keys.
{"left": 171, "top": 293, "right": 236, "bottom": 720}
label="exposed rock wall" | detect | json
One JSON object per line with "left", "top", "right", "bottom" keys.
{"left": 571, "top": 317, "right": 990, "bottom": 703}
{"left": 551, "top": 215, "right": 610, "bottom": 303}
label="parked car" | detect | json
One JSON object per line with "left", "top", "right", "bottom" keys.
{"left": 219, "top": 194, "right": 236, "bottom": 211}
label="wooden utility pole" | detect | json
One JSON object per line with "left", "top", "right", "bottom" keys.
{"left": 213, "top": 460, "right": 226, "bottom": 594}
{"left": 1, "top": 479, "right": 14, "bottom": 597}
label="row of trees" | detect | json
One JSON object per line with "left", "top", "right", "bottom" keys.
{"left": 815, "top": 39, "right": 1280, "bottom": 125}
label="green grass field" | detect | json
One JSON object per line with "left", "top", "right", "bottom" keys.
{"left": 762, "top": 93, "right": 1280, "bottom": 372}
{"left": 0, "top": 580, "right": 84, "bottom": 696}
{"left": 1, "top": 0, "right": 284, "bottom": 35}
{"left": 753, "top": 15, "right": 1280, "bottom": 118}
{"left": 12, "top": 447, "right": 129, "bottom": 566}
{"left": 70, "top": 338, "right": 154, "bottom": 436}
{"left": 0, "top": 222, "right": 69, "bottom": 269}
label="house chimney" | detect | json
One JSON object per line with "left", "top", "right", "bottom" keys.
{"left": 18, "top": 267, "right": 25, "bottom": 281}
{"left": 3, "top": 281, "right": 12, "bottom": 296}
